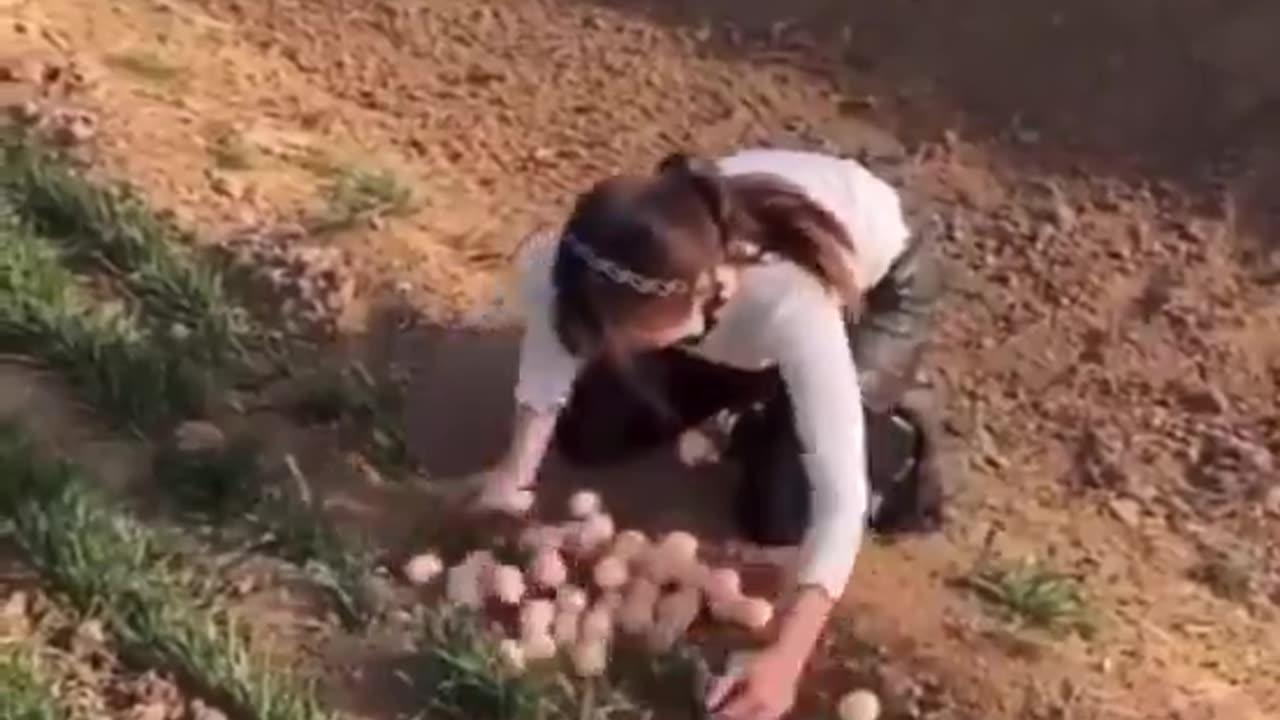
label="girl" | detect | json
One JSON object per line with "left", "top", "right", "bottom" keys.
{"left": 470, "top": 147, "right": 944, "bottom": 720}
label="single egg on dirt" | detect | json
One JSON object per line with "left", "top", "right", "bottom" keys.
{"left": 837, "top": 689, "right": 881, "bottom": 720}
{"left": 568, "top": 490, "right": 603, "bottom": 518}
{"left": 403, "top": 552, "right": 444, "bottom": 586}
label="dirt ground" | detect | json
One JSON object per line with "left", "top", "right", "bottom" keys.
{"left": 2, "top": 0, "right": 1279, "bottom": 718}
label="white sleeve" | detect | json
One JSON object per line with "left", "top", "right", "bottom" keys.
{"left": 512, "top": 234, "right": 582, "bottom": 412}
{"left": 767, "top": 284, "right": 869, "bottom": 600}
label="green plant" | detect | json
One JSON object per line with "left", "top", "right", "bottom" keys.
{"left": 420, "top": 607, "right": 564, "bottom": 720}
{"left": 314, "top": 166, "right": 413, "bottom": 231}
{"left": 0, "top": 424, "right": 336, "bottom": 720}
{"left": 963, "top": 557, "right": 1095, "bottom": 638}
{"left": 0, "top": 133, "right": 249, "bottom": 368}
{"left": 0, "top": 651, "right": 70, "bottom": 720}
{"left": 0, "top": 210, "right": 207, "bottom": 430}
{"left": 290, "top": 363, "right": 410, "bottom": 471}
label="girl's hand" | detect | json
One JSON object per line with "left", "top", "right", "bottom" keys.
{"left": 705, "top": 645, "right": 805, "bottom": 720}
{"left": 467, "top": 463, "right": 535, "bottom": 515}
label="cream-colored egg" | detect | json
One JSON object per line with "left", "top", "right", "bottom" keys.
{"left": 837, "top": 690, "right": 882, "bottom": 720}
{"left": 592, "top": 555, "right": 629, "bottom": 591}
{"left": 555, "top": 585, "right": 589, "bottom": 614}
{"left": 403, "top": 552, "right": 444, "bottom": 586}
{"left": 568, "top": 490, "right": 602, "bottom": 519}
{"left": 497, "top": 638, "right": 525, "bottom": 673}
{"left": 570, "top": 639, "right": 608, "bottom": 677}
{"left": 489, "top": 565, "right": 526, "bottom": 605}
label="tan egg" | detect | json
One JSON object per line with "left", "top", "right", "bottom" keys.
{"left": 657, "top": 531, "right": 699, "bottom": 563}
{"left": 445, "top": 564, "right": 484, "bottom": 608}
{"left": 568, "top": 490, "right": 602, "bottom": 519}
{"left": 520, "top": 632, "right": 558, "bottom": 662}
{"left": 497, "top": 638, "right": 525, "bottom": 673}
{"left": 648, "top": 585, "right": 702, "bottom": 652}
{"left": 519, "top": 599, "right": 556, "bottom": 638}
{"left": 610, "top": 530, "right": 650, "bottom": 564}
{"left": 403, "top": 552, "right": 444, "bottom": 586}
{"left": 552, "top": 608, "right": 581, "bottom": 647}
{"left": 518, "top": 525, "right": 565, "bottom": 553}
{"left": 527, "top": 548, "right": 568, "bottom": 590}
{"left": 592, "top": 555, "right": 629, "bottom": 591}
{"left": 729, "top": 596, "right": 774, "bottom": 630}
{"left": 597, "top": 590, "right": 624, "bottom": 613}
{"left": 673, "top": 559, "right": 710, "bottom": 587}
{"left": 490, "top": 565, "right": 527, "bottom": 605}
{"left": 555, "top": 585, "right": 589, "bottom": 614}
{"left": 570, "top": 639, "right": 608, "bottom": 677}
{"left": 837, "top": 690, "right": 882, "bottom": 720}
{"left": 617, "top": 578, "right": 661, "bottom": 635}
{"left": 578, "top": 513, "right": 616, "bottom": 554}
{"left": 702, "top": 567, "right": 742, "bottom": 604}
{"left": 579, "top": 604, "right": 614, "bottom": 643}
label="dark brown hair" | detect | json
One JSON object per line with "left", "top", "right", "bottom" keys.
{"left": 552, "top": 152, "right": 857, "bottom": 359}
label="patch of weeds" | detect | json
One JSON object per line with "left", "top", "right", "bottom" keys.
{"left": 961, "top": 556, "right": 1096, "bottom": 639}
{"left": 0, "top": 424, "right": 335, "bottom": 720}
{"left": 420, "top": 606, "right": 692, "bottom": 720}
{"left": 0, "top": 132, "right": 250, "bottom": 368}
{"left": 313, "top": 166, "right": 413, "bottom": 232}
{"left": 1189, "top": 548, "right": 1254, "bottom": 604}
{"left": 0, "top": 210, "right": 207, "bottom": 430}
{"left": 420, "top": 607, "right": 558, "bottom": 720}
{"left": 290, "top": 363, "right": 410, "bottom": 472}
{"left": 208, "top": 129, "right": 255, "bottom": 171}
{"left": 0, "top": 651, "right": 70, "bottom": 720}
{"left": 260, "top": 491, "right": 378, "bottom": 630}
{"left": 153, "top": 435, "right": 263, "bottom": 520}
{"left": 104, "top": 51, "right": 183, "bottom": 84}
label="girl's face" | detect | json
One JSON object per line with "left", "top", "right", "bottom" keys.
{"left": 617, "top": 266, "right": 736, "bottom": 350}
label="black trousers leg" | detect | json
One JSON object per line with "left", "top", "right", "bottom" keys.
{"left": 552, "top": 349, "right": 776, "bottom": 467}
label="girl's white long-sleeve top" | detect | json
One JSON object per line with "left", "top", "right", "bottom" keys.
{"left": 510, "top": 148, "right": 911, "bottom": 600}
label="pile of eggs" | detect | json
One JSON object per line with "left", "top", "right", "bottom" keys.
{"left": 402, "top": 490, "right": 774, "bottom": 677}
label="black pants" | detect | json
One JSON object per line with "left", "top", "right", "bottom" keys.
{"left": 552, "top": 232, "right": 946, "bottom": 545}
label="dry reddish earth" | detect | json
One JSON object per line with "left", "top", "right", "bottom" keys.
{"left": 2, "top": 0, "right": 1279, "bottom": 718}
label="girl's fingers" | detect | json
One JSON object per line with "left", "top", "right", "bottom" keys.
{"left": 718, "top": 692, "right": 764, "bottom": 720}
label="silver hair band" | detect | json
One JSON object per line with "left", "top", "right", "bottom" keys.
{"left": 562, "top": 233, "right": 689, "bottom": 297}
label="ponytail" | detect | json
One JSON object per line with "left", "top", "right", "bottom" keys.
{"left": 657, "top": 152, "right": 859, "bottom": 301}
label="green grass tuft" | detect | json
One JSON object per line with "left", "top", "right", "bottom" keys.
{"left": 0, "top": 424, "right": 336, "bottom": 720}
{"left": 0, "top": 133, "right": 249, "bottom": 369}
{"left": 313, "top": 166, "right": 413, "bottom": 232}
{"left": 0, "top": 651, "right": 71, "bottom": 720}
{"left": 0, "top": 207, "right": 208, "bottom": 430}
{"left": 963, "top": 556, "right": 1096, "bottom": 638}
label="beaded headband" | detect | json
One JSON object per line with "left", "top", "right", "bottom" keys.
{"left": 561, "top": 233, "right": 690, "bottom": 297}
